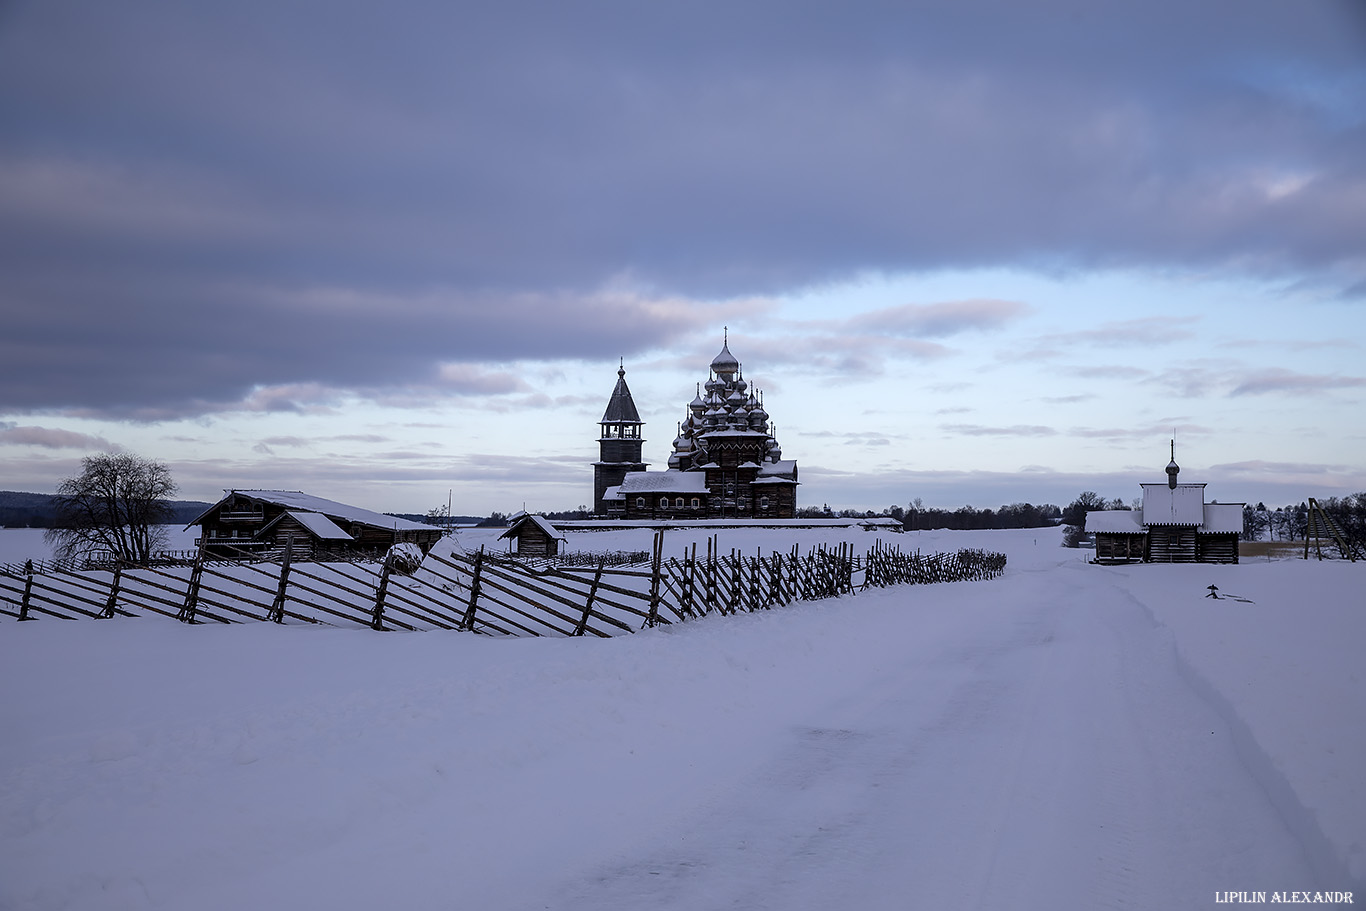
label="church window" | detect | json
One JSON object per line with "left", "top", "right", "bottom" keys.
{"left": 760, "top": 497, "right": 770, "bottom": 510}
{"left": 691, "top": 498, "right": 700, "bottom": 508}
{"left": 636, "top": 497, "right": 645, "bottom": 509}
{"left": 675, "top": 497, "right": 684, "bottom": 508}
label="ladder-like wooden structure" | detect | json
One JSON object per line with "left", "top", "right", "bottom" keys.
{"left": 1304, "top": 498, "right": 1361, "bottom": 562}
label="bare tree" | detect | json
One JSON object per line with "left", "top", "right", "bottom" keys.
{"left": 45, "top": 453, "right": 178, "bottom": 564}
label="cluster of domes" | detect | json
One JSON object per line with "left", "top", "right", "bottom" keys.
{"left": 666, "top": 339, "right": 784, "bottom": 470}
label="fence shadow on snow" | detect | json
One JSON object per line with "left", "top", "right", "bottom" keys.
{"left": 0, "top": 534, "right": 1007, "bottom": 637}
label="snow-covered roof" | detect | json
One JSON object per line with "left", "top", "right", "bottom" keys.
{"left": 756, "top": 460, "right": 797, "bottom": 482}
{"left": 192, "top": 490, "right": 439, "bottom": 532}
{"left": 1141, "top": 483, "right": 1207, "bottom": 526}
{"left": 499, "top": 514, "right": 563, "bottom": 541}
{"left": 1201, "top": 502, "right": 1245, "bottom": 534}
{"left": 1086, "top": 510, "right": 1145, "bottom": 534}
{"left": 601, "top": 485, "right": 625, "bottom": 501}
{"left": 617, "top": 471, "right": 710, "bottom": 494}
{"left": 259, "top": 510, "right": 353, "bottom": 541}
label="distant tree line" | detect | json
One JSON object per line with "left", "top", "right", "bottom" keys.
{"left": 1, "top": 488, "right": 209, "bottom": 529}
{"left": 1241, "top": 495, "right": 1366, "bottom": 545}
{"left": 792, "top": 500, "right": 1063, "bottom": 531}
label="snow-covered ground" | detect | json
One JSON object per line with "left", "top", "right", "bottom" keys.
{"left": 1, "top": 526, "right": 1361, "bottom": 910}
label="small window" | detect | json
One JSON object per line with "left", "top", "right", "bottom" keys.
{"left": 691, "top": 498, "right": 700, "bottom": 508}
{"left": 636, "top": 497, "right": 645, "bottom": 508}
{"left": 659, "top": 497, "right": 668, "bottom": 508}
{"left": 675, "top": 497, "right": 684, "bottom": 508}
{"left": 760, "top": 497, "right": 769, "bottom": 510}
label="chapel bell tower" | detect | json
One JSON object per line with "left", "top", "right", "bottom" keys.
{"left": 593, "top": 362, "right": 647, "bottom": 514}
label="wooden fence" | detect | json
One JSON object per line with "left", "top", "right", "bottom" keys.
{"left": 0, "top": 534, "right": 1006, "bottom": 637}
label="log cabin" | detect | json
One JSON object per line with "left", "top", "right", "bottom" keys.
{"left": 189, "top": 490, "right": 442, "bottom": 561}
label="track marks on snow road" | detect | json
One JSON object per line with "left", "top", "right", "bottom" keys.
{"left": 550, "top": 578, "right": 1320, "bottom": 910}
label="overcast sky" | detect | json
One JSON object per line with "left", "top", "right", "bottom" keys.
{"left": 2, "top": 0, "right": 1364, "bottom": 516}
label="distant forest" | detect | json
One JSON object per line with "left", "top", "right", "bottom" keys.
{"left": 0, "top": 491, "right": 212, "bottom": 528}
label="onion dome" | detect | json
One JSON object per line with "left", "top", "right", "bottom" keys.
{"left": 1165, "top": 439, "right": 1180, "bottom": 489}
{"left": 710, "top": 339, "right": 739, "bottom": 377}
{"left": 689, "top": 384, "right": 705, "bottom": 414}
{"left": 726, "top": 388, "right": 747, "bottom": 406}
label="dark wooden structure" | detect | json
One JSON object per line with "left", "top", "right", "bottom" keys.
{"left": 189, "top": 490, "right": 442, "bottom": 561}
{"left": 595, "top": 335, "right": 798, "bottom": 519}
{"left": 1087, "top": 446, "right": 1243, "bottom": 564}
{"left": 592, "top": 363, "right": 648, "bottom": 515}
{"left": 499, "top": 514, "right": 564, "bottom": 557}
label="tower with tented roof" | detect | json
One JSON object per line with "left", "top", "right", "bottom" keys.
{"left": 592, "top": 362, "right": 648, "bottom": 514}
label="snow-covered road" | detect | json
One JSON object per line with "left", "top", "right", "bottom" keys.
{"left": 547, "top": 564, "right": 1317, "bottom": 910}
{"left": 1, "top": 528, "right": 1358, "bottom": 910}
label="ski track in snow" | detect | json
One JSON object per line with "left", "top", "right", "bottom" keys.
{"left": 1, "top": 527, "right": 1359, "bottom": 910}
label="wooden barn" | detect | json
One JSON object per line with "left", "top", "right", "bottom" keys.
{"left": 189, "top": 490, "right": 442, "bottom": 561}
{"left": 499, "top": 513, "right": 565, "bottom": 557}
{"left": 1086, "top": 447, "right": 1244, "bottom": 564}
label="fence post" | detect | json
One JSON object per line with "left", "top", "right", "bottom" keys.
{"left": 463, "top": 547, "right": 484, "bottom": 630}
{"left": 18, "top": 560, "right": 34, "bottom": 621}
{"left": 178, "top": 556, "right": 203, "bottom": 623}
{"left": 574, "top": 558, "right": 606, "bottom": 636}
{"left": 645, "top": 529, "right": 663, "bottom": 627}
{"left": 371, "top": 557, "right": 392, "bottom": 631}
{"left": 102, "top": 563, "right": 123, "bottom": 619}
{"left": 269, "top": 539, "right": 292, "bottom": 623}
{"left": 683, "top": 543, "right": 696, "bottom": 618}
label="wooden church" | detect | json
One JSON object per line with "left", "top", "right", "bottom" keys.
{"left": 1086, "top": 444, "right": 1244, "bottom": 564}
{"left": 594, "top": 336, "right": 798, "bottom": 519}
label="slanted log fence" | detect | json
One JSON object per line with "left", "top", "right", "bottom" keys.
{"left": 1, "top": 533, "right": 1006, "bottom": 637}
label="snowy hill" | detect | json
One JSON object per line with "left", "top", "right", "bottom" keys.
{"left": 1, "top": 526, "right": 1361, "bottom": 910}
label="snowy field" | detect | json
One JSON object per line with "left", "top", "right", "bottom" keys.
{"left": 1, "top": 525, "right": 1362, "bottom": 910}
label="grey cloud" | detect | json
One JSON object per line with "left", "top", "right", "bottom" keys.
{"left": 942, "top": 424, "right": 1059, "bottom": 437}
{"left": 1067, "top": 423, "right": 1211, "bottom": 441}
{"left": 846, "top": 300, "right": 1031, "bottom": 338}
{"left": 0, "top": 425, "right": 117, "bottom": 450}
{"left": 1229, "top": 368, "right": 1366, "bottom": 397}
{"left": 1146, "top": 366, "right": 1366, "bottom": 398}
{"left": 2, "top": 0, "right": 1363, "bottom": 420}
{"left": 1048, "top": 316, "right": 1202, "bottom": 349}
{"left": 1072, "top": 365, "right": 1151, "bottom": 380}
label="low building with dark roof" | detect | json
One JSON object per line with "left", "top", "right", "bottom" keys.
{"left": 189, "top": 490, "right": 442, "bottom": 561}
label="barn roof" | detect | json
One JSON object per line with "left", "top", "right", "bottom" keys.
{"left": 617, "top": 471, "right": 710, "bottom": 494}
{"left": 189, "top": 490, "right": 438, "bottom": 532}
{"left": 499, "top": 514, "right": 563, "bottom": 541}
{"left": 259, "top": 510, "right": 353, "bottom": 541}
{"left": 1086, "top": 510, "right": 1145, "bottom": 533}
{"left": 1141, "top": 483, "right": 1208, "bottom": 526}
{"left": 1201, "top": 502, "right": 1246, "bottom": 534}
